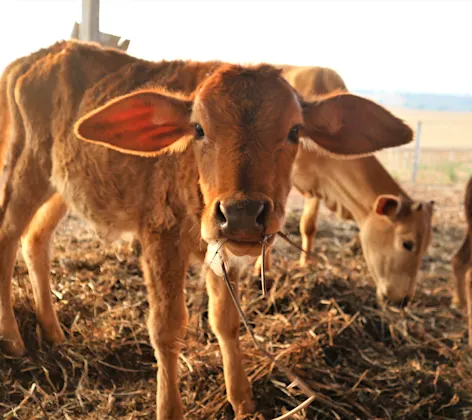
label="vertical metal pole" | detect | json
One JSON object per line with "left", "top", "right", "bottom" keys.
{"left": 80, "top": 0, "right": 100, "bottom": 42}
{"left": 412, "top": 120, "right": 422, "bottom": 184}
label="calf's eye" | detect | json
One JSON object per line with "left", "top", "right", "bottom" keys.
{"left": 194, "top": 123, "right": 205, "bottom": 139}
{"left": 402, "top": 240, "right": 414, "bottom": 252}
{"left": 288, "top": 125, "right": 300, "bottom": 143}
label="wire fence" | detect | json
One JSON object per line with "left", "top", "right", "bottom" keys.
{"left": 375, "top": 120, "right": 472, "bottom": 187}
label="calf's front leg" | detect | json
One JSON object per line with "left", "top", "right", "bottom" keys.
{"left": 451, "top": 235, "right": 470, "bottom": 309}
{"left": 140, "top": 227, "right": 189, "bottom": 420}
{"left": 206, "top": 266, "right": 255, "bottom": 415}
{"left": 253, "top": 250, "right": 272, "bottom": 277}
{"left": 299, "top": 196, "right": 320, "bottom": 266}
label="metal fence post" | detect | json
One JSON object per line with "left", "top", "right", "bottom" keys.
{"left": 412, "top": 120, "right": 422, "bottom": 184}
{"left": 72, "top": 0, "right": 130, "bottom": 51}
{"left": 80, "top": 0, "right": 100, "bottom": 42}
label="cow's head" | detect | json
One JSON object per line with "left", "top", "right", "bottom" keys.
{"left": 75, "top": 64, "right": 413, "bottom": 258}
{"left": 361, "top": 194, "right": 434, "bottom": 307}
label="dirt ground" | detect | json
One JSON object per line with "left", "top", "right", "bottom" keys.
{"left": 1, "top": 184, "right": 472, "bottom": 419}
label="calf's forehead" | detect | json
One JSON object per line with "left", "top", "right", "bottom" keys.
{"left": 192, "top": 66, "right": 303, "bottom": 131}
{"left": 395, "top": 210, "right": 432, "bottom": 239}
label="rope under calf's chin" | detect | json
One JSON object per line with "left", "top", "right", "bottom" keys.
{"left": 277, "top": 231, "right": 316, "bottom": 258}
{"left": 261, "top": 238, "right": 267, "bottom": 296}
{"left": 260, "top": 232, "right": 313, "bottom": 297}
{"left": 220, "top": 261, "right": 320, "bottom": 419}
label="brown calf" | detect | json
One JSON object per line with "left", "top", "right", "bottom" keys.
{"left": 452, "top": 176, "right": 472, "bottom": 345}
{"left": 0, "top": 41, "right": 412, "bottom": 418}
{"left": 256, "top": 66, "right": 434, "bottom": 307}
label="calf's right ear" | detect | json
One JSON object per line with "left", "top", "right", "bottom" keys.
{"left": 74, "top": 90, "right": 193, "bottom": 157}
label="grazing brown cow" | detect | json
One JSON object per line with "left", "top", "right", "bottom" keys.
{"left": 0, "top": 41, "right": 412, "bottom": 418}
{"left": 256, "top": 65, "right": 434, "bottom": 307}
{"left": 452, "top": 176, "right": 472, "bottom": 345}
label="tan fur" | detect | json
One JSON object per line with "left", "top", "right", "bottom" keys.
{"left": 451, "top": 176, "right": 472, "bottom": 345}
{"left": 256, "top": 66, "right": 434, "bottom": 306}
{"left": 0, "top": 41, "right": 413, "bottom": 418}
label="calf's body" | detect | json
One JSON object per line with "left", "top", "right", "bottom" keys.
{"left": 0, "top": 41, "right": 412, "bottom": 418}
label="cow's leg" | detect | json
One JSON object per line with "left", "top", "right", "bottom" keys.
{"left": 0, "top": 230, "right": 22, "bottom": 356}
{"left": 0, "top": 151, "right": 53, "bottom": 355}
{"left": 299, "top": 196, "right": 320, "bottom": 266}
{"left": 139, "top": 226, "right": 188, "bottom": 420}
{"left": 451, "top": 235, "right": 470, "bottom": 309}
{"left": 252, "top": 248, "right": 272, "bottom": 277}
{"left": 21, "top": 193, "right": 67, "bottom": 345}
{"left": 467, "top": 268, "right": 472, "bottom": 347}
{"left": 206, "top": 266, "right": 255, "bottom": 415}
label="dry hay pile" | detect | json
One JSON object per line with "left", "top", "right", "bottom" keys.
{"left": 1, "top": 185, "right": 472, "bottom": 419}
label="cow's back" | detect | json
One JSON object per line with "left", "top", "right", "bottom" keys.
{"left": 285, "top": 65, "right": 353, "bottom": 219}
{"left": 13, "top": 41, "right": 219, "bottom": 240}
{"left": 15, "top": 41, "right": 136, "bottom": 138}
{"left": 291, "top": 151, "right": 402, "bottom": 222}
{"left": 282, "top": 66, "right": 347, "bottom": 101}
{"left": 0, "top": 41, "right": 70, "bottom": 172}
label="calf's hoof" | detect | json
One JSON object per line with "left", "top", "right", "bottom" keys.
{"left": 229, "top": 384, "right": 256, "bottom": 418}
{"left": 234, "top": 397, "right": 256, "bottom": 417}
{"left": 299, "top": 256, "right": 315, "bottom": 268}
{"left": 0, "top": 328, "right": 26, "bottom": 357}
{"left": 41, "top": 319, "right": 66, "bottom": 345}
{"left": 156, "top": 401, "right": 183, "bottom": 420}
{"left": 451, "top": 294, "right": 466, "bottom": 310}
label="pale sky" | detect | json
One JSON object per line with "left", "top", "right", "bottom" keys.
{"left": 0, "top": 0, "right": 471, "bottom": 95}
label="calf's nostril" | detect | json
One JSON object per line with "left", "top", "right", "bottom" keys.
{"left": 216, "top": 201, "right": 227, "bottom": 226}
{"left": 255, "top": 201, "right": 267, "bottom": 226}
{"left": 217, "top": 199, "right": 270, "bottom": 234}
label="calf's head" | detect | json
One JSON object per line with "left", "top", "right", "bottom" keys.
{"left": 75, "top": 64, "right": 413, "bottom": 257}
{"left": 361, "top": 195, "right": 434, "bottom": 307}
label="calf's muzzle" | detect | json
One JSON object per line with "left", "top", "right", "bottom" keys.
{"left": 217, "top": 199, "right": 270, "bottom": 240}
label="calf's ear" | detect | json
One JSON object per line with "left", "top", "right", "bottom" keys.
{"left": 75, "top": 90, "right": 193, "bottom": 157}
{"left": 373, "top": 194, "right": 401, "bottom": 222}
{"left": 301, "top": 92, "right": 413, "bottom": 157}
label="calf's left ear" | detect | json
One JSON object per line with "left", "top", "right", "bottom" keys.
{"left": 74, "top": 90, "right": 193, "bottom": 157}
{"left": 301, "top": 93, "right": 413, "bottom": 157}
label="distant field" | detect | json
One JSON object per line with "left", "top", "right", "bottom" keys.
{"left": 383, "top": 107, "right": 472, "bottom": 149}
